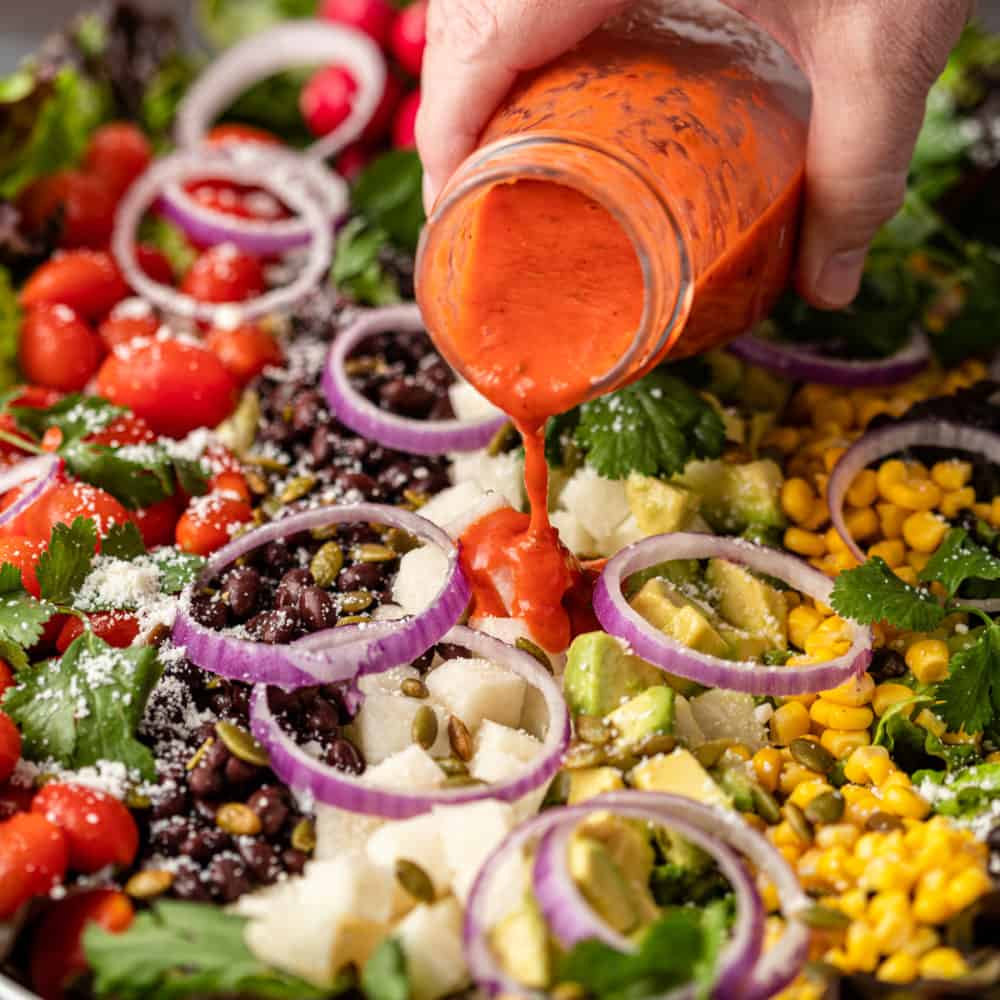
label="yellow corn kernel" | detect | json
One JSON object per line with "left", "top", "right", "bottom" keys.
{"left": 785, "top": 527, "right": 826, "bottom": 558}
{"left": 844, "top": 745, "right": 893, "bottom": 785}
{"left": 902, "top": 510, "right": 948, "bottom": 553}
{"left": 752, "top": 747, "right": 783, "bottom": 793}
{"left": 918, "top": 948, "right": 968, "bottom": 980}
{"left": 946, "top": 867, "right": 992, "bottom": 913}
{"left": 843, "top": 791, "right": 882, "bottom": 825}
{"left": 907, "top": 550, "right": 931, "bottom": 573}
{"left": 895, "top": 565, "right": 919, "bottom": 585}
{"left": 763, "top": 426, "right": 801, "bottom": 455}
{"left": 885, "top": 478, "right": 943, "bottom": 512}
{"left": 816, "top": 824, "right": 860, "bottom": 850}
{"left": 930, "top": 460, "right": 972, "bottom": 491}
{"left": 907, "top": 461, "right": 929, "bottom": 479}
{"left": 876, "top": 502, "right": 908, "bottom": 539}
{"left": 781, "top": 478, "right": 817, "bottom": 525}
{"left": 826, "top": 550, "right": 861, "bottom": 575}
{"left": 852, "top": 829, "right": 883, "bottom": 860}
{"left": 814, "top": 597, "right": 835, "bottom": 616}
{"left": 876, "top": 953, "right": 919, "bottom": 984}
{"left": 821, "top": 673, "right": 875, "bottom": 708}
{"left": 787, "top": 604, "right": 824, "bottom": 651}
{"left": 810, "top": 699, "right": 874, "bottom": 731}
{"left": 867, "top": 539, "right": 905, "bottom": 568}
{"left": 962, "top": 358, "right": 987, "bottom": 381}
{"left": 872, "top": 683, "right": 915, "bottom": 717}
{"left": 821, "top": 728, "right": 872, "bottom": 759}
{"left": 845, "top": 507, "right": 879, "bottom": 542}
{"left": 779, "top": 762, "right": 825, "bottom": 797}
{"left": 804, "top": 637, "right": 850, "bottom": 662}
{"left": 777, "top": 843, "right": 802, "bottom": 866}
{"left": 825, "top": 525, "right": 850, "bottom": 554}
{"left": 881, "top": 785, "right": 931, "bottom": 820}
{"left": 771, "top": 820, "right": 805, "bottom": 848}
{"left": 789, "top": 779, "right": 833, "bottom": 810}
{"left": 823, "top": 445, "right": 848, "bottom": 473}
{"left": 856, "top": 398, "right": 892, "bottom": 427}
{"left": 881, "top": 770, "right": 912, "bottom": 789}
{"left": 876, "top": 459, "right": 908, "bottom": 498}
{"left": 844, "top": 920, "right": 880, "bottom": 973}
{"left": 914, "top": 709, "right": 947, "bottom": 739}
{"left": 770, "top": 702, "right": 811, "bottom": 745}
{"left": 846, "top": 468, "right": 879, "bottom": 508}
{"left": 814, "top": 398, "right": 854, "bottom": 431}
{"left": 940, "top": 487, "right": 976, "bottom": 519}
{"left": 861, "top": 856, "right": 919, "bottom": 894}
{"left": 782, "top": 688, "right": 818, "bottom": 707}
{"left": 901, "top": 926, "right": 940, "bottom": 958}
{"left": 905, "top": 639, "right": 950, "bottom": 684}
{"left": 872, "top": 909, "right": 915, "bottom": 953}
{"left": 757, "top": 876, "right": 780, "bottom": 913}
{"left": 992, "top": 496, "right": 1000, "bottom": 527}
{"left": 868, "top": 890, "right": 909, "bottom": 924}
{"left": 973, "top": 502, "right": 993, "bottom": 521}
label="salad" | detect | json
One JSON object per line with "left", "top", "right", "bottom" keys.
{"left": 0, "top": 3, "right": 998, "bottom": 1000}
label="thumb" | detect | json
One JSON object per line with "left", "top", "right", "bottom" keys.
{"left": 416, "top": 0, "right": 629, "bottom": 212}
{"left": 794, "top": 0, "right": 969, "bottom": 308}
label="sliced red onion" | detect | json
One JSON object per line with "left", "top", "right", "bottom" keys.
{"left": 466, "top": 791, "right": 810, "bottom": 1000}
{"left": 172, "top": 503, "right": 470, "bottom": 686}
{"left": 175, "top": 20, "right": 386, "bottom": 162}
{"left": 728, "top": 329, "right": 931, "bottom": 386}
{"left": 593, "top": 533, "right": 872, "bottom": 695}
{"left": 157, "top": 144, "right": 349, "bottom": 256}
{"left": 250, "top": 624, "right": 569, "bottom": 819}
{"left": 112, "top": 149, "right": 332, "bottom": 325}
{"left": 322, "top": 304, "right": 507, "bottom": 456}
{"left": 0, "top": 455, "right": 62, "bottom": 529}
{"left": 829, "top": 419, "right": 1000, "bottom": 613}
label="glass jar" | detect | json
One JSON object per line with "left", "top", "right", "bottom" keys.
{"left": 416, "top": 0, "right": 810, "bottom": 427}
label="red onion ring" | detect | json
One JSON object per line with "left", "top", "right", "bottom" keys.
{"left": 829, "top": 419, "right": 1000, "bottom": 613}
{"left": 112, "top": 149, "right": 333, "bottom": 325}
{"left": 593, "top": 533, "right": 872, "bottom": 695}
{"left": 465, "top": 791, "right": 810, "bottom": 1000}
{"left": 172, "top": 503, "right": 470, "bottom": 686}
{"left": 249, "top": 624, "right": 569, "bottom": 819}
{"left": 0, "top": 455, "right": 62, "bottom": 530}
{"left": 175, "top": 21, "right": 386, "bottom": 162}
{"left": 728, "top": 329, "right": 931, "bottom": 386}
{"left": 321, "top": 304, "right": 508, "bottom": 456}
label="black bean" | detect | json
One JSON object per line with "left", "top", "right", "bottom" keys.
{"left": 338, "top": 562, "right": 385, "bottom": 593}
{"left": 193, "top": 797, "right": 224, "bottom": 822}
{"left": 869, "top": 648, "right": 907, "bottom": 683}
{"left": 379, "top": 378, "right": 436, "bottom": 417}
{"left": 261, "top": 539, "right": 297, "bottom": 574}
{"left": 202, "top": 738, "right": 231, "bottom": 772}
{"left": 428, "top": 396, "right": 455, "bottom": 421}
{"left": 190, "top": 594, "right": 229, "bottom": 630}
{"left": 291, "top": 391, "right": 323, "bottom": 433}
{"left": 248, "top": 610, "right": 302, "bottom": 645}
{"left": 413, "top": 467, "right": 450, "bottom": 494}
{"left": 282, "top": 848, "right": 308, "bottom": 875}
{"left": 988, "top": 825, "right": 1000, "bottom": 851}
{"left": 183, "top": 826, "right": 230, "bottom": 862}
{"left": 334, "top": 470, "right": 378, "bottom": 498}
{"left": 304, "top": 697, "right": 341, "bottom": 737}
{"left": 310, "top": 425, "right": 336, "bottom": 466}
{"left": 151, "top": 786, "right": 189, "bottom": 820}
{"left": 435, "top": 642, "right": 469, "bottom": 662}
{"left": 150, "top": 817, "right": 190, "bottom": 852}
{"left": 298, "top": 586, "right": 338, "bottom": 631}
{"left": 275, "top": 568, "right": 315, "bottom": 611}
{"left": 224, "top": 756, "right": 260, "bottom": 786}
{"left": 189, "top": 764, "right": 224, "bottom": 799}
{"left": 223, "top": 566, "right": 262, "bottom": 620}
{"left": 207, "top": 856, "right": 253, "bottom": 903}
{"left": 378, "top": 461, "right": 416, "bottom": 492}
{"left": 247, "top": 785, "right": 291, "bottom": 837}
{"left": 173, "top": 861, "right": 212, "bottom": 901}
{"left": 239, "top": 838, "right": 279, "bottom": 880}
{"left": 327, "top": 736, "right": 365, "bottom": 775}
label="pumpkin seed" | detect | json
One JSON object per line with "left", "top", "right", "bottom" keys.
{"left": 245, "top": 453, "right": 288, "bottom": 472}
{"left": 311, "top": 522, "right": 341, "bottom": 541}
{"left": 395, "top": 859, "right": 436, "bottom": 903}
{"left": 448, "top": 716, "right": 474, "bottom": 762}
{"left": 205, "top": 676, "right": 223, "bottom": 690}
{"left": 345, "top": 356, "right": 386, "bottom": 376}
{"left": 804, "top": 790, "right": 845, "bottom": 825}
{"left": 186, "top": 737, "right": 215, "bottom": 771}
{"left": 798, "top": 904, "right": 851, "bottom": 931}
{"left": 789, "top": 737, "right": 835, "bottom": 776}
{"left": 125, "top": 790, "right": 152, "bottom": 809}
{"left": 515, "top": 637, "right": 553, "bottom": 673}
{"left": 291, "top": 818, "right": 317, "bottom": 853}
{"left": 279, "top": 475, "right": 317, "bottom": 505}
{"left": 443, "top": 774, "right": 486, "bottom": 789}
{"left": 216, "top": 720, "right": 270, "bottom": 767}
{"left": 693, "top": 739, "right": 735, "bottom": 769}
{"left": 784, "top": 802, "right": 814, "bottom": 844}
{"left": 487, "top": 421, "right": 517, "bottom": 457}
{"left": 563, "top": 742, "right": 607, "bottom": 769}
{"left": 310, "top": 542, "right": 345, "bottom": 588}
{"left": 437, "top": 756, "right": 469, "bottom": 778}
{"left": 403, "top": 488, "right": 428, "bottom": 509}
{"left": 866, "top": 811, "right": 904, "bottom": 833}
{"left": 245, "top": 470, "right": 269, "bottom": 496}
{"left": 337, "top": 614, "right": 371, "bottom": 627}
{"left": 384, "top": 527, "right": 419, "bottom": 554}
{"left": 215, "top": 390, "right": 261, "bottom": 456}
{"left": 260, "top": 497, "right": 283, "bottom": 520}
{"left": 401, "top": 678, "right": 429, "bottom": 699}
{"left": 412, "top": 705, "right": 439, "bottom": 749}
{"left": 216, "top": 802, "right": 263, "bottom": 836}
{"left": 340, "top": 590, "right": 374, "bottom": 613}
{"left": 353, "top": 542, "right": 397, "bottom": 563}
{"left": 632, "top": 733, "right": 676, "bottom": 758}
{"left": 575, "top": 715, "right": 611, "bottom": 746}
{"left": 125, "top": 869, "right": 174, "bottom": 900}
{"left": 751, "top": 784, "right": 782, "bottom": 825}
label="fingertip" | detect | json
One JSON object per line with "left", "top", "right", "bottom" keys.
{"left": 422, "top": 172, "right": 436, "bottom": 216}
{"left": 799, "top": 246, "right": 868, "bottom": 310}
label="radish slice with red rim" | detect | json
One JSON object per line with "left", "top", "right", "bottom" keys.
{"left": 0, "top": 455, "right": 62, "bottom": 530}
{"left": 249, "top": 624, "right": 569, "bottom": 818}
{"left": 593, "top": 532, "right": 873, "bottom": 694}
{"left": 322, "top": 304, "right": 508, "bottom": 455}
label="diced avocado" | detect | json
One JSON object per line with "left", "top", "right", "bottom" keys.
{"left": 567, "top": 836, "right": 646, "bottom": 934}
{"left": 489, "top": 899, "right": 551, "bottom": 989}
{"left": 658, "top": 827, "right": 713, "bottom": 877}
{"left": 742, "top": 364, "right": 791, "bottom": 412}
{"left": 607, "top": 687, "right": 675, "bottom": 751}
{"left": 568, "top": 766, "right": 626, "bottom": 804}
{"left": 715, "top": 762, "right": 756, "bottom": 812}
{"left": 624, "top": 558, "right": 703, "bottom": 598}
{"left": 563, "top": 632, "right": 664, "bottom": 717}
{"left": 717, "top": 624, "right": 774, "bottom": 661}
{"left": 630, "top": 579, "right": 729, "bottom": 659}
{"left": 626, "top": 474, "right": 700, "bottom": 536}
{"left": 676, "top": 459, "right": 785, "bottom": 534}
{"left": 629, "top": 748, "right": 728, "bottom": 807}
{"left": 688, "top": 689, "right": 767, "bottom": 752}
{"left": 704, "top": 349, "right": 743, "bottom": 396}
{"left": 579, "top": 812, "right": 656, "bottom": 890}
{"left": 706, "top": 559, "right": 788, "bottom": 650}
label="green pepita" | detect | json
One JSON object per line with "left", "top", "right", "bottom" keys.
{"left": 866, "top": 811, "right": 904, "bottom": 833}
{"left": 337, "top": 614, "right": 371, "bottom": 627}
{"left": 412, "top": 705, "right": 439, "bottom": 750}
{"left": 311, "top": 522, "right": 342, "bottom": 541}
{"left": 310, "top": 542, "right": 345, "bottom": 588}
{"left": 804, "top": 790, "right": 845, "bottom": 825}
{"left": 395, "top": 858, "right": 436, "bottom": 903}
{"left": 784, "top": 802, "right": 814, "bottom": 844}
{"left": 291, "top": 818, "right": 317, "bottom": 853}
{"left": 798, "top": 904, "right": 851, "bottom": 931}
{"left": 401, "top": 677, "right": 429, "bottom": 699}
{"left": 125, "top": 791, "right": 152, "bottom": 810}
{"left": 789, "top": 737, "right": 835, "bottom": 776}
{"left": 339, "top": 590, "right": 374, "bottom": 613}
{"left": 216, "top": 802, "right": 263, "bottom": 837}
{"left": 487, "top": 421, "right": 517, "bottom": 457}
{"left": 245, "top": 453, "right": 289, "bottom": 473}
{"left": 353, "top": 542, "right": 397, "bottom": 563}
{"left": 187, "top": 737, "right": 215, "bottom": 771}
{"left": 125, "top": 869, "right": 174, "bottom": 900}
{"left": 437, "top": 756, "right": 469, "bottom": 778}
{"left": 563, "top": 742, "right": 607, "bottom": 770}
{"left": 515, "top": 636, "right": 553, "bottom": 673}
{"left": 751, "top": 784, "right": 782, "bottom": 825}
{"left": 215, "top": 390, "right": 261, "bottom": 456}
{"left": 402, "top": 489, "right": 428, "bottom": 509}
{"left": 384, "top": 527, "right": 419, "bottom": 554}
{"left": 575, "top": 715, "right": 612, "bottom": 746}
{"left": 447, "top": 716, "right": 474, "bottom": 762}
{"left": 279, "top": 475, "right": 317, "bottom": 505}
{"left": 216, "top": 720, "right": 270, "bottom": 767}
{"left": 443, "top": 774, "right": 486, "bottom": 789}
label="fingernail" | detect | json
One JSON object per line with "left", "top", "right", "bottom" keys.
{"left": 422, "top": 173, "right": 436, "bottom": 215}
{"left": 814, "top": 248, "right": 867, "bottom": 308}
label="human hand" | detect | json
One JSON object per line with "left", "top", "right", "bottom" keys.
{"left": 416, "top": 0, "right": 971, "bottom": 309}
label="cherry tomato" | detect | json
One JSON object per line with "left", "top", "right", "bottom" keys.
{"left": 84, "top": 123, "right": 152, "bottom": 197}
{"left": 0, "top": 782, "right": 34, "bottom": 821}
{"left": 390, "top": 1, "right": 427, "bottom": 76}
{"left": 362, "top": 71, "right": 404, "bottom": 143}
{"left": 176, "top": 495, "right": 253, "bottom": 556}
{"left": 180, "top": 245, "right": 266, "bottom": 305}
{"left": 34, "top": 483, "right": 131, "bottom": 545}
{"left": 0, "top": 660, "right": 13, "bottom": 698}
{"left": 19, "top": 305, "right": 103, "bottom": 392}
{"left": 209, "top": 470, "right": 252, "bottom": 504}
{"left": 0, "top": 712, "right": 20, "bottom": 785}
{"left": 0, "top": 813, "right": 68, "bottom": 919}
{"left": 301, "top": 65, "right": 359, "bottom": 138}
{"left": 56, "top": 612, "right": 141, "bottom": 655}
{"left": 20, "top": 172, "right": 118, "bottom": 250}
{"left": 335, "top": 142, "right": 371, "bottom": 181}
{"left": 0, "top": 537, "right": 46, "bottom": 598}
{"left": 11, "top": 386, "right": 63, "bottom": 410}
{"left": 206, "top": 124, "right": 282, "bottom": 147}
{"left": 0, "top": 415, "right": 38, "bottom": 465}
{"left": 136, "top": 244, "right": 175, "bottom": 286}
{"left": 392, "top": 89, "right": 420, "bottom": 149}
{"left": 20, "top": 250, "right": 128, "bottom": 320}
{"left": 32, "top": 784, "right": 138, "bottom": 874}
{"left": 97, "top": 309, "right": 160, "bottom": 352}
{"left": 205, "top": 323, "right": 284, "bottom": 385}
{"left": 85, "top": 413, "right": 156, "bottom": 448}
{"left": 319, "top": 0, "right": 395, "bottom": 46}
{"left": 185, "top": 179, "right": 289, "bottom": 223}
{"left": 202, "top": 444, "right": 244, "bottom": 478}
{"left": 29, "top": 889, "right": 134, "bottom": 1000}
{"left": 96, "top": 338, "right": 238, "bottom": 438}
{"left": 132, "top": 494, "right": 183, "bottom": 549}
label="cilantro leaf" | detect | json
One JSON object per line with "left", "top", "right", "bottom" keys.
{"left": 332, "top": 217, "right": 402, "bottom": 307}
{"left": 0, "top": 266, "right": 20, "bottom": 390}
{"left": 10, "top": 393, "right": 123, "bottom": 441}
{"left": 173, "top": 456, "right": 210, "bottom": 499}
{"left": 830, "top": 557, "right": 946, "bottom": 631}
{"left": 936, "top": 624, "right": 1000, "bottom": 734}
{"left": 36, "top": 517, "right": 97, "bottom": 604}
{"left": 915, "top": 762, "right": 1000, "bottom": 820}
{"left": 0, "top": 562, "right": 52, "bottom": 670}
{"left": 873, "top": 693, "right": 975, "bottom": 771}
{"left": 151, "top": 549, "right": 206, "bottom": 594}
{"left": 574, "top": 372, "right": 725, "bottom": 480}
{"left": 102, "top": 522, "right": 147, "bottom": 561}
{"left": 137, "top": 214, "right": 196, "bottom": 279}
{"left": 353, "top": 150, "right": 425, "bottom": 253}
{"left": 4, "top": 632, "right": 162, "bottom": 779}
{"left": 362, "top": 938, "right": 409, "bottom": 1000}
{"left": 920, "top": 528, "right": 1000, "bottom": 598}
{"left": 85, "top": 901, "right": 329, "bottom": 1000}
{"left": 60, "top": 440, "right": 176, "bottom": 510}
{"left": 544, "top": 409, "right": 581, "bottom": 467}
